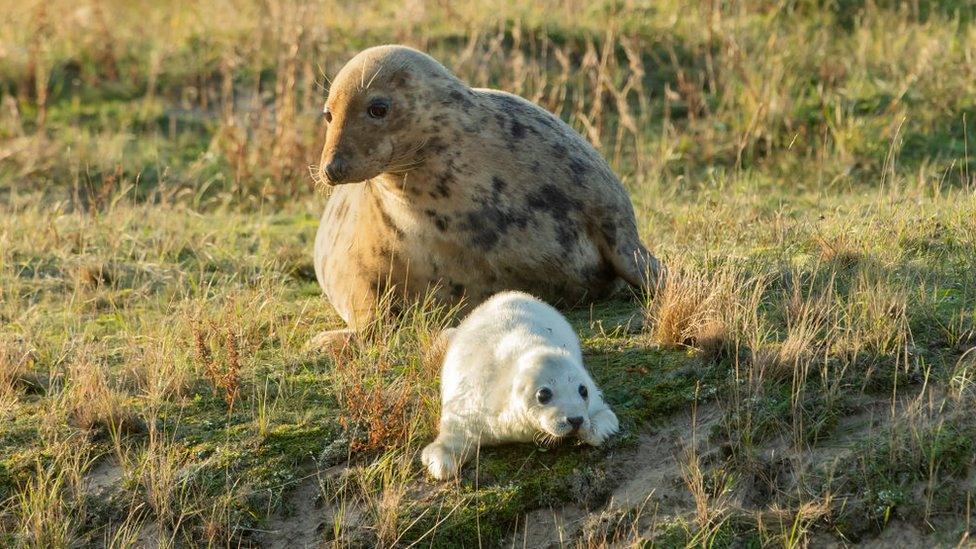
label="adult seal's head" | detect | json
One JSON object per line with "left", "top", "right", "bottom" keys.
{"left": 318, "top": 46, "right": 458, "bottom": 185}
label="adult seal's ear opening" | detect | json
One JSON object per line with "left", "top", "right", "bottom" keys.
{"left": 310, "top": 44, "right": 663, "bottom": 347}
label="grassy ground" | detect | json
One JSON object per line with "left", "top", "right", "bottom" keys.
{"left": 1, "top": 0, "right": 975, "bottom": 546}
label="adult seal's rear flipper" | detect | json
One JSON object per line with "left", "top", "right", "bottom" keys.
{"left": 584, "top": 189, "right": 663, "bottom": 296}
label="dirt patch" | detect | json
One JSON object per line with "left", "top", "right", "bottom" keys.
{"left": 83, "top": 457, "right": 124, "bottom": 497}
{"left": 502, "top": 505, "right": 587, "bottom": 548}
{"left": 504, "top": 393, "right": 942, "bottom": 547}
{"left": 608, "top": 403, "right": 722, "bottom": 513}
{"left": 254, "top": 464, "right": 361, "bottom": 548}
{"left": 496, "top": 403, "right": 724, "bottom": 547}
{"left": 256, "top": 473, "right": 329, "bottom": 548}
{"left": 809, "top": 520, "right": 958, "bottom": 548}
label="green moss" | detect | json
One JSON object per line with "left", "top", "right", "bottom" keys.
{"left": 586, "top": 340, "right": 716, "bottom": 426}
{"left": 402, "top": 484, "right": 522, "bottom": 547}
{"left": 650, "top": 515, "right": 764, "bottom": 548}
{"left": 400, "top": 444, "right": 611, "bottom": 546}
{"left": 831, "top": 415, "right": 976, "bottom": 536}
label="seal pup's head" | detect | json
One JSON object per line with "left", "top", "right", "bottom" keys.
{"left": 318, "top": 45, "right": 464, "bottom": 185}
{"left": 513, "top": 349, "right": 600, "bottom": 443}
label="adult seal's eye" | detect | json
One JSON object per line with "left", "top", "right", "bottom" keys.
{"left": 323, "top": 108, "right": 333, "bottom": 123}
{"left": 578, "top": 385, "right": 588, "bottom": 399}
{"left": 367, "top": 99, "right": 390, "bottom": 119}
{"left": 536, "top": 388, "right": 552, "bottom": 405}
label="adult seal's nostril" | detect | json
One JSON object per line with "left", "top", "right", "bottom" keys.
{"left": 324, "top": 158, "right": 346, "bottom": 182}
{"left": 567, "top": 416, "right": 585, "bottom": 430}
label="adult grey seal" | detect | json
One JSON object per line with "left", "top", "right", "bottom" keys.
{"left": 312, "top": 45, "right": 661, "bottom": 343}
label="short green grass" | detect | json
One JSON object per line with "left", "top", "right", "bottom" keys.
{"left": 2, "top": 0, "right": 976, "bottom": 546}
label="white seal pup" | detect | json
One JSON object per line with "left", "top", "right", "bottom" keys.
{"left": 422, "top": 291, "right": 619, "bottom": 480}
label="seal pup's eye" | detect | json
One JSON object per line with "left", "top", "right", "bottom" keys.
{"left": 578, "top": 385, "right": 588, "bottom": 399}
{"left": 536, "top": 388, "right": 552, "bottom": 405}
{"left": 367, "top": 99, "right": 390, "bottom": 119}
{"left": 323, "top": 108, "right": 333, "bottom": 123}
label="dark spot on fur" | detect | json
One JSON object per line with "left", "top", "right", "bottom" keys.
{"left": 462, "top": 213, "right": 500, "bottom": 250}
{"left": 430, "top": 172, "right": 454, "bottom": 198}
{"left": 526, "top": 184, "right": 584, "bottom": 251}
{"left": 459, "top": 179, "right": 531, "bottom": 250}
{"left": 492, "top": 176, "right": 507, "bottom": 193}
{"left": 527, "top": 184, "right": 582, "bottom": 217}
{"left": 487, "top": 94, "right": 561, "bottom": 133}
{"left": 424, "top": 136, "right": 448, "bottom": 155}
{"left": 569, "top": 157, "right": 587, "bottom": 175}
{"left": 391, "top": 69, "right": 412, "bottom": 88}
{"left": 424, "top": 208, "right": 450, "bottom": 231}
{"left": 449, "top": 281, "right": 465, "bottom": 298}
{"left": 449, "top": 89, "right": 474, "bottom": 111}
{"left": 377, "top": 207, "right": 405, "bottom": 240}
{"left": 510, "top": 118, "right": 527, "bottom": 139}
{"left": 560, "top": 229, "right": 580, "bottom": 251}
{"left": 552, "top": 143, "right": 567, "bottom": 158}
{"left": 568, "top": 157, "right": 589, "bottom": 184}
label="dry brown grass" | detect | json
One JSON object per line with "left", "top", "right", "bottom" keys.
{"left": 122, "top": 337, "right": 193, "bottom": 406}
{"left": 0, "top": 338, "right": 38, "bottom": 408}
{"left": 134, "top": 423, "right": 193, "bottom": 531}
{"left": 10, "top": 433, "right": 93, "bottom": 548}
{"left": 331, "top": 293, "right": 456, "bottom": 455}
{"left": 642, "top": 262, "right": 749, "bottom": 357}
{"left": 57, "top": 352, "right": 141, "bottom": 435}
{"left": 191, "top": 319, "right": 242, "bottom": 407}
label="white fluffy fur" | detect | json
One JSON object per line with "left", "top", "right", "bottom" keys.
{"left": 422, "top": 291, "right": 619, "bottom": 480}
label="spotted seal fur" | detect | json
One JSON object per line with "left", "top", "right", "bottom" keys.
{"left": 312, "top": 45, "right": 661, "bottom": 343}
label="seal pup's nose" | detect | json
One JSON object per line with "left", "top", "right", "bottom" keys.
{"left": 567, "top": 416, "right": 585, "bottom": 430}
{"left": 324, "top": 157, "right": 347, "bottom": 182}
